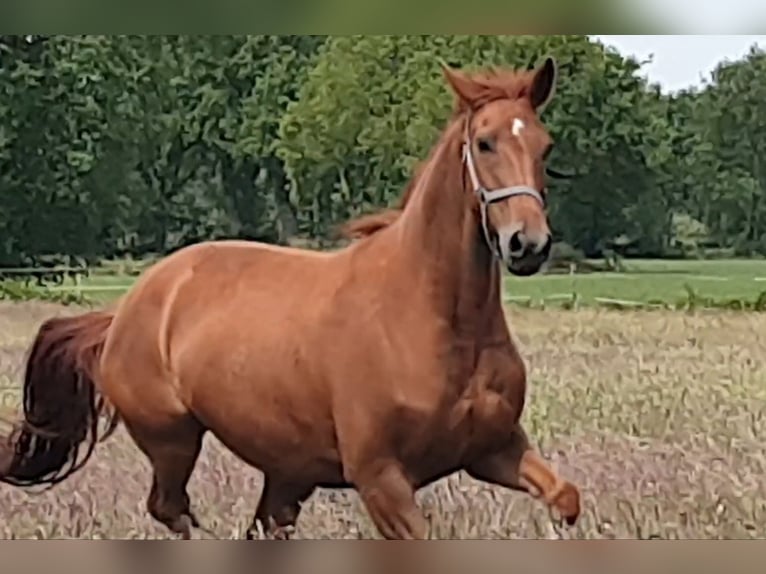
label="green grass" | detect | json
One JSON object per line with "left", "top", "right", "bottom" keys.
{"left": 504, "top": 258, "right": 766, "bottom": 306}
{"left": 621, "top": 258, "right": 766, "bottom": 276}
{"left": 21, "top": 257, "right": 766, "bottom": 308}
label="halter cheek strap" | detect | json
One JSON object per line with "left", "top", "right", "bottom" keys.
{"left": 462, "top": 126, "right": 546, "bottom": 260}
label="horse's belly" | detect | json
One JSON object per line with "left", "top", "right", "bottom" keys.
{"left": 192, "top": 385, "right": 343, "bottom": 481}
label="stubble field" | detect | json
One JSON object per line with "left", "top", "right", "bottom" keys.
{"left": 0, "top": 300, "right": 765, "bottom": 539}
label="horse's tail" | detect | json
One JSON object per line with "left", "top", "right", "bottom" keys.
{"left": 0, "top": 310, "right": 120, "bottom": 488}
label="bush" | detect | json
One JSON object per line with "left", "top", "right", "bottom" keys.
{"left": 0, "top": 280, "right": 91, "bottom": 306}
{"left": 668, "top": 213, "right": 711, "bottom": 258}
{"left": 546, "top": 242, "right": 623, "bottom": 274}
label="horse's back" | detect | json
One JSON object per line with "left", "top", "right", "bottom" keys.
{"left": 104, "top": 238, "right": 347, "bottom": 375}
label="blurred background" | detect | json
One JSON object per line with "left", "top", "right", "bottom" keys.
{"left": 2, "top": 33, "right": 766, "bottom": 308}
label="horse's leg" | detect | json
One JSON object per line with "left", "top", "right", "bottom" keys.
{"left": 123, "top": 416, "right": 206, "bottom": 539}
{"left": 351, "top": 461, "right": 428, "bottom": 539}
{"left": 245, "top": 477, "right": 314, "bottom": 540}
{"left": 466, "top": 424, "right": 581, "bottom": 525}
{"left": 336, "top": 410, "right": 427, "bottom": 539}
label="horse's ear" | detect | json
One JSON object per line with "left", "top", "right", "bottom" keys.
{"left": 528, "top": 56, "right": 557, "bottom": 112}
{"left": 441, "top": 64, "right": 483, "bottom": 109}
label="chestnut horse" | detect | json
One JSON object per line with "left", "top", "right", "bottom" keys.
{"left": 0, "top": 58, "right": 581, "bottom": 539}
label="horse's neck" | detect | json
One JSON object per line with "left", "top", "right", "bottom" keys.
{"left": 395, "top": 127, "right": 502, "bottom": 333}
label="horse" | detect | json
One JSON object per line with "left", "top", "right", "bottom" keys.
{"left": 0, "top": 57, "right": 581, "bottom": 539}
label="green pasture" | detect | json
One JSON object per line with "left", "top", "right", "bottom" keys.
{"left": 504, "top": 259, "right": 766, "bottom": 306}
{"left": 51, "top": 257, "right": 766, "bottom": 308}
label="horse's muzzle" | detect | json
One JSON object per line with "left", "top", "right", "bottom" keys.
{"left": 506, "top": 233, "right": 552, "bottom": 277}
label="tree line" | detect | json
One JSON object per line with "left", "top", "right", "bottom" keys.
{"left": 1, "top": 35, "right": 764, "bottom": 266}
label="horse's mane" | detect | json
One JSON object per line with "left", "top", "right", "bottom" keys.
{"left": 339, "top": 161, "right": 424, "bottom": 240}
{"left": 339, "top": 66, "right": 537, "bottom": 241}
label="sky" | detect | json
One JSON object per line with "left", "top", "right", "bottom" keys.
{"left": 621, "top": 0, "right": 766, "bottom": 34}
{"left": 592, "top": 35, "right": 766, "bottom": 93}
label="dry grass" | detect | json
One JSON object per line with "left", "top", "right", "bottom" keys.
{"left": 1, "top": 301, "right": 765, "bottom": 539}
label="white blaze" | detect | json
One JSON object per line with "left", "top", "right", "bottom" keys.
{"left": 512, "top": 118, "right": 525, "bottom": 137}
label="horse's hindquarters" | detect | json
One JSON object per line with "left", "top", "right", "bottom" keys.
{"left": 101, "top": 240, "right": 349, "bottom": 486}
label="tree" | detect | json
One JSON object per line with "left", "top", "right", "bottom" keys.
{"left": 1, "top": 35, "right": 764, "bottom": 264}
{"left": 704, "top": 46, "right": 766, "bottom": 253}
{"left": 279, "top": 35, "right": 675, "bottom": 253}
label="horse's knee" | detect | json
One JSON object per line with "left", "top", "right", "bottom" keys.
{"left": 353, "top": 462, "right": 428, "bottom": 540}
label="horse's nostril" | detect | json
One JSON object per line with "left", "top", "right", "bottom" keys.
{"left": 509, "top": 231, "right": 524, "bottom": 254}
{"left": 541, "top": 235, "right": 552, "bottom": 256}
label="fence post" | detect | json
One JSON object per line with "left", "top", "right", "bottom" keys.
{"left": 73, "top": 271, "right": 82, "bottom": 297}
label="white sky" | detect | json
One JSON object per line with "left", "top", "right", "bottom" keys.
{"left": 621, "top": 0, "right": 766, "bottom": 33}
{"left": 592, "top": 35, "right": 766, "bottom": 92}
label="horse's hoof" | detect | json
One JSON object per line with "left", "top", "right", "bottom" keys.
{"left": 556, "top": 482, "right": 581, "bottom": 526}
{"left": 172, "top": 514, "right": 217, "bottom": 539}
{"left": 245, "top": 521, "right": 265, "bottom": 540}
{"left": 273, "top": 525, "right": 295, "bottom": 540}
{"left": 174, "top": 515, "right": 194, "bottom": 540}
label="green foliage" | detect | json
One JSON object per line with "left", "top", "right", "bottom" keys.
{"left": 668, "top": 213, "right": 711, "bottom": 257}
{"left": 0, "top": 280, "right": 92, "bottom": 306}
{"left": 1, "top": 35, "right": 765, "bottom": 265}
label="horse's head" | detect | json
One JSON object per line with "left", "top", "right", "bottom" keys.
{"left": 444, "top": 58, "right": 558, "bottom": 276}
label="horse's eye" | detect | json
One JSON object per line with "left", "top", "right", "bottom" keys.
{"left": 543, "top": 143, "right": 554, "bottom": 161}
{"left": 477, "top": 138, "right": 494, "bottom": 153}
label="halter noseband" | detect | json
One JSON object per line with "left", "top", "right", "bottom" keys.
{"left": 461, "top": 114, "right": 546, "bottom": 259}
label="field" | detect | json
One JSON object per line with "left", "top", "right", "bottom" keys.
{"left": 1, "top": 295, "right": 765, "bottom": 539}
{"left": 503, "top": 258, "right": 766, "bottom": 307}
